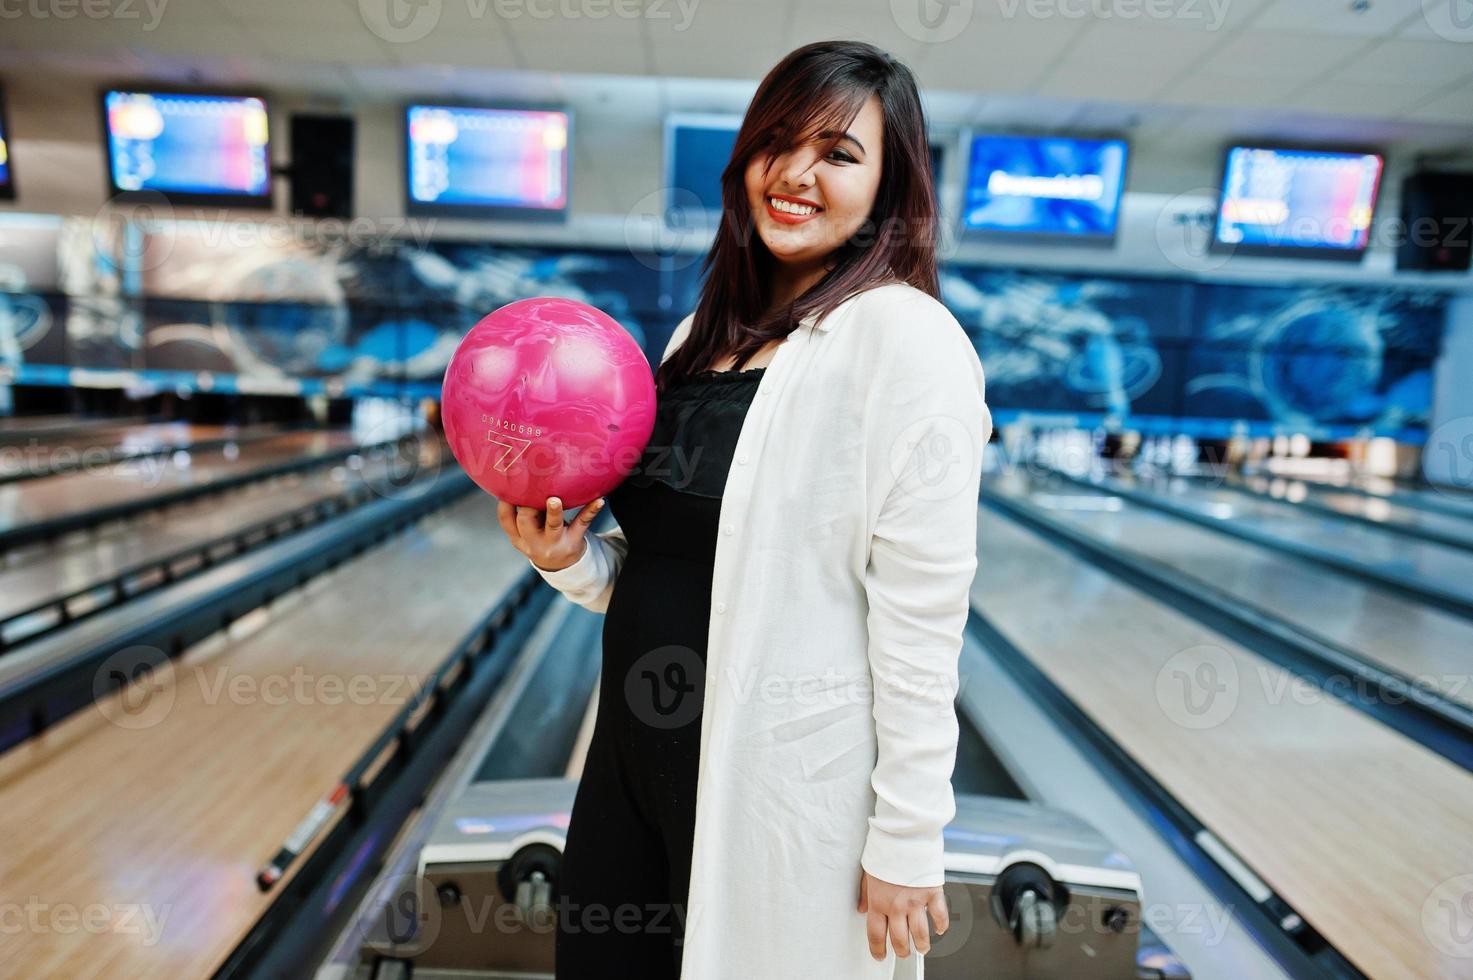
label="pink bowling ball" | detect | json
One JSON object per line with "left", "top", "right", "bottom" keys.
{"left": 441, "top": 297, "right": 657, "bottom": 508}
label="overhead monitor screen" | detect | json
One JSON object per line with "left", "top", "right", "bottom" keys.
{"left": 962, "top": 133, "right": 1128, "bottom": 240}
{"left": 103, "top": 90, "right": 272, "bottom": 206}
{"left": 1213, "top": 145, "right": 1383, "bottom": 260}
{"left": 406, "top": 104, "right": 570, "bottom": 220}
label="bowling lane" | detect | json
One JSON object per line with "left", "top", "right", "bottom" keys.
{"left": 990, "top": 471, "right": 1473, "bottom": 712}
{"left": 0, "top": 493, "right": 522, "bottom": 979}
{"left": 0, "top": 422, "right": 281, "bottom": 479}
{"left": 1085, "top": 470, "right": 1473, "bottom": 607}
{"left": 1249, "top": 467, "right": 1473, "bottom": 522}
{"left": 970, "top": 506, "right": 1473, "bottom": 980}
{"left": 0, "top": 415, "right": 103, "bottom": 440}
{"left": 1380, "top": 484, "right": 1473, "bottom": 521}
{"left": 0, "top": 461, "right": 385, "bottom": 646}
{"left": 0, "top": 430, "right": 369, "bottom": 533}
{"left": 1218, "top": 472, "right": 1473, "bottom": 550}
{"left": 0, "top": 413, "right": 73, "bottom": 431}
{"left": 1369, "top": 480, "right": 1473, "bottom": 519}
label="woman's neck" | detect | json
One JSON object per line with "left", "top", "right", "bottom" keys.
{"left": 766, "top": 259, "right": 832, "bottom": 314}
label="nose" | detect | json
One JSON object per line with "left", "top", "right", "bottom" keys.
{"left": 775, "top": 148, "right": 819, "bottom": 192}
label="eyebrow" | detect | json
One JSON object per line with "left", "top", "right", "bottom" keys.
{"left": 813, "top": 129, "right": 865, "bottom": 155}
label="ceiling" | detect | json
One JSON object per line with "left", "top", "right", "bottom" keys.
{"left": 0, "top": 0, "right": 1470, "bottom": 209}
{"left": 1, "top": 0, "right": 1469, "bottom": 121}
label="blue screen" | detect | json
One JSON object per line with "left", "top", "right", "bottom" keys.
{"left": 0, "top": 105, "right": 10, "bottom": 196}
{"left": 104, "top": 91, "right": 271, "bottom": 198}
{"left": 667, "top": 115, "right": 740, "bottom": 225}
{"left": 963, "top": 134, "right": 1127, "bottom": 238}
{"left": 1215, "top": 147, "right": 1383, "bottom": 253}
{"left": 407, "top": 105, "right": 569, "bottom": 211}
{"left": 0, "top": 95, "right": 10, "bottom": 197}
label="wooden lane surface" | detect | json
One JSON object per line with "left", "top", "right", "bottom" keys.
{"left": 971, "top": 508, "right": 1473, "bottom": 979}
{"left": 0, "top": 430, "right": 364, "bottom": 532}
{"left": 1268, "top": 471, "right": 1473, "bottom": 521}
{"left": 0, "top": 423, "right": 284, "bottom": 480}
{"left": 0, "top": 415, "right": 99, "bottom": 440}
{"left": 0, "top": 414, "right": 76, "bottom": 431}
{"left": 0, "top": 419, "right": 142, "bottom": 449}
{"left": 0, "top": 494, "right": 523, "bottom": 979}
{"left": 1112, "top": 473, "right": 1473, "bottom": 604}
{"left": 993, "top": 473, "right": 1473, "bottom": 713}
{"left": 0, "top": 423, "right": 278, "bottom": 464}
{"left": 1227, "top": 473, "right": 1473, "bottom": 548}
{"left": 0, "top": 465, "right": 373, "bottom": 623}
{"left": 0, "top": 420, "right": 232, "bottom": 454}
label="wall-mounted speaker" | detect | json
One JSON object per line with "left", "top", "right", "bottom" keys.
{"left": 290, "top": 114, "right": 355, "bottom": 219}
{"left": 1396, "top": 171, "right": 1473, "bottom": 273}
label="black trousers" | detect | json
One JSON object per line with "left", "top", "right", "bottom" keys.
{"left": 554, "top": 712, "right": 700, "bottom": 979}
{"left": 554, "top": 458, "right": 727, "bottom": 978}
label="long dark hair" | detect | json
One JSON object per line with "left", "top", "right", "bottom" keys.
{"left": 656, "top": 40, "right": 938, "bottom": 392}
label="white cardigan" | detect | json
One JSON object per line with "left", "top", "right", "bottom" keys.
{"left": 535, "top": 281, "right": 991, "bottom": 979}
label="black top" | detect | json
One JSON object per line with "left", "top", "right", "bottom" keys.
{"left": 556, "top": 364, "right": 767, "bottom": 979}
{"left": 585, "top": 364, "right": 765, "bottom": 834}
{"left": 617, "top": 366, "right": 768, "bottom": 500}
{"left": 557, "top": 366, "right": 767, "bottom": 975}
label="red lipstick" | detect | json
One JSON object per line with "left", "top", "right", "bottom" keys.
{"left": 764, "top": 192, "right": 823, "bottom": 225}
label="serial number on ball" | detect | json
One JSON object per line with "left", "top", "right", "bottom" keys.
{"left": 481, "top": 414, "right": 544, "bottom": 437}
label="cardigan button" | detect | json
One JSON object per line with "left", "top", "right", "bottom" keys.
{"left": 722, "top": 524, "right": 734, "bottom": 536}
{"left": 737, "top": 453, "right": 749, "bottom": 465}
{"left": 715, "top": 601, "right": 727, "bottom": 614}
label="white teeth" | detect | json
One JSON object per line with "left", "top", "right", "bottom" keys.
{"left": 769, "top": 196, "right": 818, "bottom": 215}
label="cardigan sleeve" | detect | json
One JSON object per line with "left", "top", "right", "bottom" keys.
{"left": 532, "top": 526, "right": 630, "bottom": 613}
{"left": 531, "top": 312, "right": 696, "bottom": 613}
{"left": 857, "top": 290, "right": 991, "bottom": 889}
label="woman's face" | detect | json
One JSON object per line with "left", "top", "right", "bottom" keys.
{"left": 743, "top": 93, "right": 884, "bottom": 271}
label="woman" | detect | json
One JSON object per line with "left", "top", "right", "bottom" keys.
{"left": 497, "top": 40, "right": 991, "bottom": 979}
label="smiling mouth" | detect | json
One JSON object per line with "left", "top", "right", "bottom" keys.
{"left": 766, "top": 195, "right": 823, "bottom": 223}
{"left": 768, "top": 195, "right": 820, "bottom": 215}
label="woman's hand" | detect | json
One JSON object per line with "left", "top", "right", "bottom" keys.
{"left": 858, "top": 868, "right": 948, "bottom": 961}
{"left": 496, "top": 496, "right": 605, "bottom": 572}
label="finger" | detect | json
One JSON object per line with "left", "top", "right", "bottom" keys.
{"left": 857, "top": 871, "right": 868, "bottom": 913}
{"left": 889, "top": 910, "right": 911, "bottom": 959}
{"left": 576, "top": 497, "right": 605, "bottom": 528}
{"left": 546, "top": 497, "right": 564, "bottom": 531}
{"left": 866, "top": 911, "right": 887, "bottom": 962}
{"left": 928, "top": 890, "right": 949, "bottom": 936}
{"left": 514, "top": 504, "right": 544, "bottom": 537}
{"left": 909, "top": 905, "right": 930, "bottom": 955}
{"left": 496, "top": 500, "right": 523, "bottom": 547}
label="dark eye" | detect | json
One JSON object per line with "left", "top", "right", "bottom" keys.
{"left": 827, "top": 148, "right": 856, "bottom": 164}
